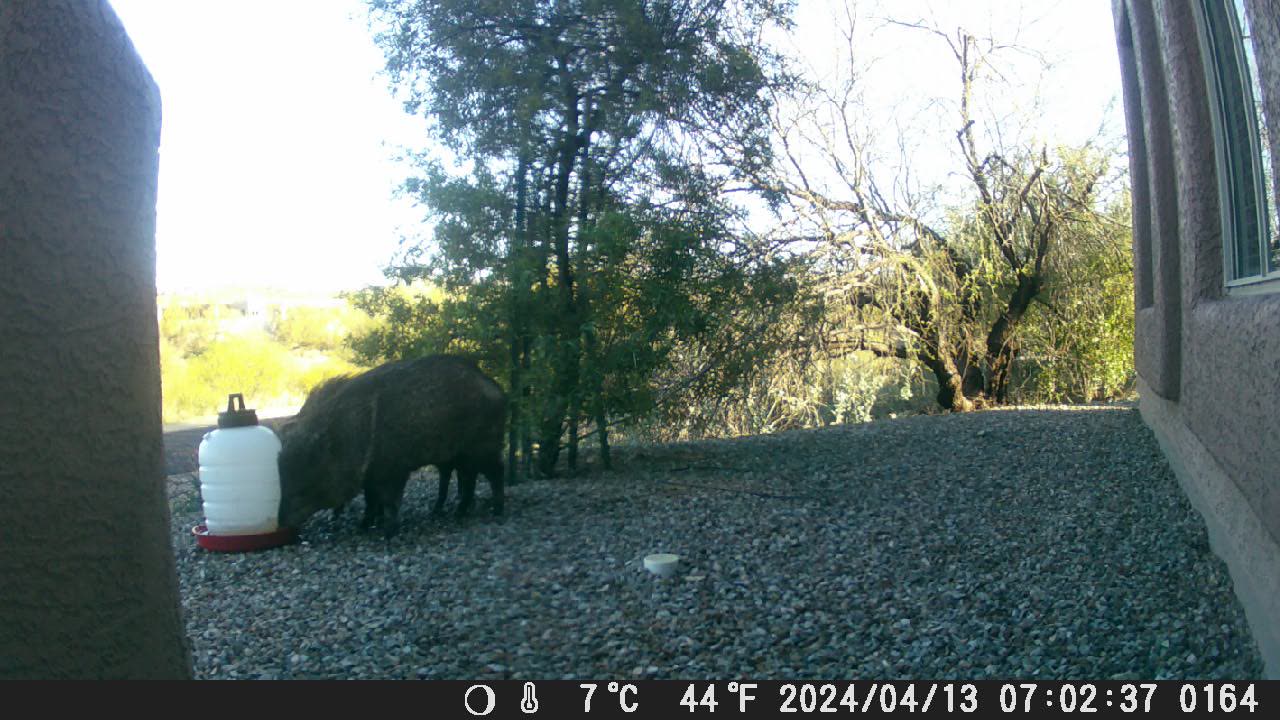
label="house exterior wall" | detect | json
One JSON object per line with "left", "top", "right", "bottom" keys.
{"left": 1115, "top": 0, "right": 1280, "bottom": 678}
{"left": 0, "top": 0, "right": 191, "bottom": 677}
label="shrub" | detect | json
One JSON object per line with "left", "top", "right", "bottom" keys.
{"left": 269, "top": 306, "right": 354, "bottom": 352}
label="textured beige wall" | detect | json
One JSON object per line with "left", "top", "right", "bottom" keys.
{"left": 1115, "top": 1, "right": 1156, "bottom": 314}
{"left": 1120, "top": 0, "right": 1280, "bottom": 676}
{"left": 1171, "top": 0, "right": 1280, "bottom": 545}
{"left": 1122, "top": 0, "right": 1280, "bottom": 547}
{"left": 0, "top": 0, "right": 191, "bottom": 677}
{"left": 1140, "top": 378, "right": 1280, "bottom": 678}
{"left": 1121, "top": 0, "right": 1184, "bottom": 400}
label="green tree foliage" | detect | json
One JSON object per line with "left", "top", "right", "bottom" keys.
{"left": 636, "top": 349, "right": 934, "bottom": 441}
{"left": 188, "top": 334, "right": 291, "bottom": 409}
{"left": 159, "top": 338, "right": 196, "bottom": 421}
{"left": 353, "top": 1, "right": 1135, "bottom": 453}
{"left": 158, "top": 298, "right": 369, "bottom": 424}
{"left": 159, "top": 334, "right": 291, "bottom": 420}
{"left": 269, "top": 305, "right": 357, "bottom": 352}
{"left": 366, "top": 0, "right": 800, "bottom": 476}
{"left": 344, "top": 281, "right": 508, "bottom": 368}
{"left": 158, "top": 302, "right": 221, "bottom": 356}
{"left": 1015, "top": 189, "right": 1135, "bottom": 403}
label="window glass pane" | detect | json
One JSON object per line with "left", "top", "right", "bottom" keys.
{"left": 1234, "top": 0, "right": 1279, "bottom": 272}
{"left": 1202, "top": 0, "right": 1274, "bottom": 280}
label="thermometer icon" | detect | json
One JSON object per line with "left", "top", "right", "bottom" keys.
{"left": 520, "top": 682, "right": 539, "bottom": 714}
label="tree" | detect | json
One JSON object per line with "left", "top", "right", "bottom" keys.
{"left": 366, "top": 0, "right": 798, "bottom": 474}
{"left": 269, "top": 305, "right": 346, "bottom": 351}
{"left": 757, "top": 9, "right": 1130, "bottom": 411}
{"left": 158, "top": 301, "right": 220, "bottom": 356}
{"left": 1016, "top": 188, "right": 1134, "bottom": 403}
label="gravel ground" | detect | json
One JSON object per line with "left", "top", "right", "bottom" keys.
{"left": 166, "top": 406, "right": 1265, "bottom": 680}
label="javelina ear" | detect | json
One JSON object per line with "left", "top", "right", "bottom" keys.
{"left": 279, "top": 419, "right": 313, "bottom": 449}
{"left": 280, "top": 420, "right": 322, "bottom": 458}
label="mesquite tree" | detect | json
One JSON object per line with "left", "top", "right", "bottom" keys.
{"left": 759, "top": 14, "right": 1125, "bottom": 411}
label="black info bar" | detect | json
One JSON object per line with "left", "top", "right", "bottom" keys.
{"left": 167, "top": 680, "right": 1264, "bottom": 717}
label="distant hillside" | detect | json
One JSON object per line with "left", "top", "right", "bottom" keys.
{"left": 157, "top": 288, "right": 370, "bottom": 424}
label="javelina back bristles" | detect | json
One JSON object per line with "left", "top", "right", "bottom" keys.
{"left": 277, "top": 354, "right": 506, "bottom": 538}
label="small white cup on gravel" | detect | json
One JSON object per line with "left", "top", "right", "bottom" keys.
{"left": 643, "top": 553, "right": 680, "bottom": 577}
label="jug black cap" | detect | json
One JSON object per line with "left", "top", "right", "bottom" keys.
{"left": 217, "top": 393, "right": 259, "bottom": 428}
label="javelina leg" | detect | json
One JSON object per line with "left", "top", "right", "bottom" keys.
{"left": 372, "top": 471, "right": 413, "bottom": 539}
{"left": 359, "top": 494, "right": 380, "bottom": 532}
{"left": 482, "top": 457, "right": 505, "bottom": 516}
{"left": 359, "top": 485, "right": 391, "bottom": 534}
{"left": 455, "top": 467, "right": 478, "bottom": 518}
{"left": 433, "top": 463, "right": 454, "bottom": 515}
{"left": 380, "top": 488, "right": 403, "bottom": 539}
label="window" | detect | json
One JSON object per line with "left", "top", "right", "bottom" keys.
{"left": 1197, "top": 0, "right": 1278, "bottom": 289}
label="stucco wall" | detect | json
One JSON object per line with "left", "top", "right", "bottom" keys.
{"left": 1184, "top": 0, "right": 1280, "bottom": 544}
{"left": 1139, "top": 378, "right": 1280, "bottom": 678}
{"left": 1119, "top": 0, "right": 1280, "bottom": 676}
{"left": 0, "top": 0, "right": 191, "bottom": 677}
{"left": 1122, "top": 0, "right": 1185, "bottom": 400}
{"left": 1121, "top": 0, "right": 1280, "bottom": 548}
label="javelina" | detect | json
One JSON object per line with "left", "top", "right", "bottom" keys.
{"left": 277, "top": 354, "right": 506, "bottom": 537}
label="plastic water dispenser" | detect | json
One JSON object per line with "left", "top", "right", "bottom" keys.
{"left": 197, "top": 394, "right": 282, "bottom": 535}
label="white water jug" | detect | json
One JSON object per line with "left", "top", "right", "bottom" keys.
{"left": 198, "top": 394, "right": 282, "bottom": 535}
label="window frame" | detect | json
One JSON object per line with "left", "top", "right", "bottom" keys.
{"left": 1195, "top": 0, "right": 1278, "bottom": 293}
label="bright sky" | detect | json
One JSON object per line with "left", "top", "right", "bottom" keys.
{"left": 109, "top": 0, "right": 1122, "bottom": 294}
{"left": 110, "top": 0, "right": 427, "bottom": 293}
{"left": 777, "top": 0, "right": 1125, "bottom": 213}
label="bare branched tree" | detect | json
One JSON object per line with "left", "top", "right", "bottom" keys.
{"left": 753, "top": 3, "right": 1120, "bottom": 411}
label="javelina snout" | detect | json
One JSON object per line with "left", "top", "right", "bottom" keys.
{"left": 277, "top": 354, "right": 507, "bottom": 538}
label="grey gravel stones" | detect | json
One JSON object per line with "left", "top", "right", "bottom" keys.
{"left": 167, "top": 406, "right": 1264, "bottom": 679}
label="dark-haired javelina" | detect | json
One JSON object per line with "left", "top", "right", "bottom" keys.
{"left": 277, "top": 354, "right": 506, "bottom": 538}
